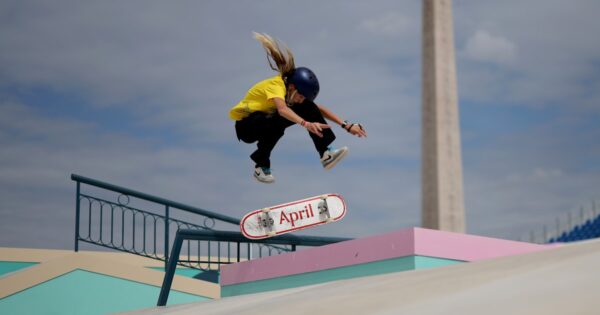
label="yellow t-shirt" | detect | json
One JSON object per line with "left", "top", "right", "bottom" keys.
{"left": 229, "top": 75, "right": 286, "bottom": 121}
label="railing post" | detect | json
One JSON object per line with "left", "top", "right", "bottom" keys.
{"left": 569, "top": 212, "right": 573, "bottom": 231}
{"left": 529, "top": 230, "right": 535, "bottom": 243}
{"left": 158, "top": 232, "right": 184, "bottom": 306}
{"left": 74, "top": 181, "right": 81, "bottom": 252}
{"left": 543, "top": 225, "right": 548, "bottom": 242}
{"left": 164, "top": 205, "right": 170, "bottom": 270}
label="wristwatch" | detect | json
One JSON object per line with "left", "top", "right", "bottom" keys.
{"left": 341, "top": 120, "right": 350, "bottom": 130}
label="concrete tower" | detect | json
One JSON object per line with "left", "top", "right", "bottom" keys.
{"left": 421, "top": 0, "right": 466, "bottom": 232}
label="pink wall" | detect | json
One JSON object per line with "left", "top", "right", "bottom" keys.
{"left": 221, "top": 227, "right": 554, "bottom": 286}
{"left": 412, "top": 228, "right": 553, "bottom": 262}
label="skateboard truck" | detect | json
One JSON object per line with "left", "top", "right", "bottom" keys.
{"left": 318, "top": 195, "right": 333, "bottom": 222}
{"left": 259, "top": 207, "right": 276, "bottom": 235}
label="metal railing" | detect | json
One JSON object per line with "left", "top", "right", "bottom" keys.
{"left": 157, "top": 229, "right": 350, "bottom": 306}
{"left": 72, "top": 174, "right": 288, "bottom": 269}
{"left": 72, "top": 173, "right": 352, "bottom": 286}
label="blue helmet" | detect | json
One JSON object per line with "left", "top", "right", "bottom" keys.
{"left": 288, "top": 67, "right": 319, "bottom": 101}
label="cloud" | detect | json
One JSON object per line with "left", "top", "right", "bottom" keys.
{"left": 0, "top": 1, "right": 425, "bottom": 249}
{"left": 456, "top": 1, "right": 600, "bottom": 108}
{"left": 464, "top": 30, "right": 517, "bottom": 65}
{"left": 0, "top": 100, "right": 420, "bottom": 248}
{"left": 462, "top": 112, "right": 600, "bottom": 239}
{"left": 506, "top": 168, "right": 564, "bottom": 183}
{"left": 2, "top": 0, "right": 600, "bottom": 251}
{"left": 358, "top": 12, "right": 413, "bottom": 37}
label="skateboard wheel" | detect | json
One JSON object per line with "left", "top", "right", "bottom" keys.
{"left": 326, "top": 218, "right": 334, "bottom": 223}
{"left": 261, "top": 207, "right": 271, "bottom": 213}
{"left": 320, "top": 194, "right": 328, "bottom": 200}
{"left": 267, "top": 231, "right": 276, "bottom": 237}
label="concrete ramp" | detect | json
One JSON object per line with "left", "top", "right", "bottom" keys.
{"left": 124, "top": 238, "right": 600, "bottom": 315}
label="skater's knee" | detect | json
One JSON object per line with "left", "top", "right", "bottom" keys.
{"left": 236, "top": 122, "right": 258, "bottom": 143}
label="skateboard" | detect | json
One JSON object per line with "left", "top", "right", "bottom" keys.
{"left": 240, "top": 194, "right": 346, "bottom": 240}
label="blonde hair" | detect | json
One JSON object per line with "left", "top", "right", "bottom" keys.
{"left": 253, "top": 32, "right": 295, "bottom": 78}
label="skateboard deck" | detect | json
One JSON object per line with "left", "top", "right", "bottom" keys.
{"left": 240, "top": 194, "right": 346, "bottom": 240}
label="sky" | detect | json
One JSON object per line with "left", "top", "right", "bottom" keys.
{"left": 1, "top": 0, "right": 600, "bottom": 250}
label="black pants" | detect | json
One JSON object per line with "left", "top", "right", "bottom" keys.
{"left": 235, "top": 100, "right": 336, "bottom": 168}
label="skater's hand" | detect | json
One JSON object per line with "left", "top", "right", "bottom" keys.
{"left": 305, "top": 122, "right": 330, "bottom": 137}
{"left": 348, "top": 124, "right": 367, "bottom": 138}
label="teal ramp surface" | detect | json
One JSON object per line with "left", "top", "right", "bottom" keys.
{"left": 0, "top": 269, "right": 208, "bottom": 315}
{"left": 222, "top": 255, "right": 463, "bottom": 297}
{"left": 0, "top": 261, "right": 38, "bottom": 277}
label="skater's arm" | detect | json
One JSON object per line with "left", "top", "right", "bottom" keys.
{"left": 317, "top": 104, "right": 368, "bottom": 138}
{"left": 273, "top": 98, "right": 330, "bottom": 137}
{"left": 317, "top": 104, "right": 344, "bottom": 126}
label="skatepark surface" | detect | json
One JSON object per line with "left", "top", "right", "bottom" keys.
{"left": 124, "top": 238, "right": 600, "bottom": 315}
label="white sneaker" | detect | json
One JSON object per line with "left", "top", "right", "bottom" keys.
{"left": 320, "top": 146, "right": 349, "bottom": 170}
{"left": 254, "top": 167, "right": 275, "bottom": 184}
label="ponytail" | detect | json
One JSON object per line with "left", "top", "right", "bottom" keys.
{"left": 253, "top": 32, "right": 296, "bottom": 79}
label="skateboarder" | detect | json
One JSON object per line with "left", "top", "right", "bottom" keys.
{"left": 230, "top": 32, "right": 367, "bottom": 183}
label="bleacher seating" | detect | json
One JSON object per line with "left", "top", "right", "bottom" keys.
{"left": 547, "top": 213, "right": 600, "bottom": 243}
